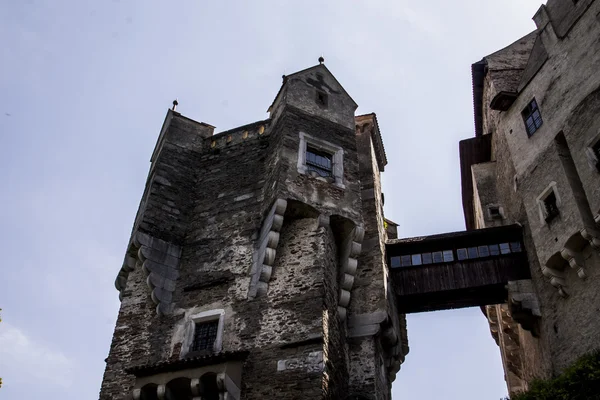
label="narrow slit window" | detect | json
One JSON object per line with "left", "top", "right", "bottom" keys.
{"left": 522, "top": 99, "right": 543, "bottom": 137}
{"left": 316, "top": 90, "right": 328, "bottom": 107}
{"left": 192, "top": 320, "right": 219, "bottom": 352}
{"left": 543, "top": 191, "right": 559, "bottom": 222}
{"left": 306, "top": 147, "right": 333, "bottom": 177}
{"left": 592, "top": 141, "right": 600, "bottom": 172}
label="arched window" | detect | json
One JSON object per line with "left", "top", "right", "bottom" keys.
{"left": 139, "top": 383, "right": 159, "bottom": 400}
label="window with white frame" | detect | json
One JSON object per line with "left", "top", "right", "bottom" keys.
{"left": 297, "top": 132, "right": 344, "bottom": 188}
{"left": 181, "top": 309, "right": 225, "bottom": 357}
{"left": 536, "top": 182, "right": 561, "bottom": 224}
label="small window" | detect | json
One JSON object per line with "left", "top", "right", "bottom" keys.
{"left": 390, "top": 256, "right": 401, "bottom": 268}
{"left": 411, "top": 254, "right": 422, "bottom": 266}
{"left": 478, "top": 245, "right": 490, "bottom": 257}
{"left": 522, "top": 99, "right": 543, "bottom": 137}
{"left": 306, "top": 147, "right": 333, "bottom": 177}
{"left": 543, "top": 191, "right": 559, "bottom": 222}
{"left": 192, "top": 320, "right": 219, "bottom": 352}
{"left": 443, "top": 250, "right": 454, "bottom": 262}
{"left": 592, "top": 141, "right": 600, "bottom": 172}
{"left": 510, "top": 242, "right": 522, "bottom": 252}
{"left": 457, "top": 248, "right": 468, "bottom": 261}
{"left": 432, "top": 251, "right": 443, "bottom": 263}
{"left": 421, "top": 253, "right": 433, "bottom": 265}
{"left": 400, "top": 255, "right": 412, "bottom": 267}
{"left": 316, "top": 90, "right": 328, "bottom": 107}
{"left": 467, "top": 247, "right": 479, "bottom": 259}
{"left": 489, "top": 244, "right": 500, "bottom": 256}
{"left": 499, "top": 243, "right": 511, "bottom": 255}
{"left": 489, "top": 206, "right": 502, "bottom": 220}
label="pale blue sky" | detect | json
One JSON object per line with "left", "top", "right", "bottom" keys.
{"left": 0, "top": 1, "right": 542, "bottom": 399}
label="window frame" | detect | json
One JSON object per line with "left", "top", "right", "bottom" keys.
{"left": 536, "top": 182, "right": 561, "bottom": 224}
{"left": 297, "top": 132, "right": 344, "bottom": 189}
{"left": 181, "top": 309, "right": 225, "bottom": 358}
{"left": 522, "top": 98, "right": 543, "bottom": 137}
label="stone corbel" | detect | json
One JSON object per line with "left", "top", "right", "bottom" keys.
{"left": 580, "top": 226, "right": 600, "bottom": 251}
{"left": 191, "top": 378, "right": 201, "bottom": 400}
{"left": 560, "top": 247, "right": 586, "bottom": 279}
{"left": 507, "top": 280, "right": 541, "bottom": 337}
{"left": 541, "top": 264, "right": 568, "bottom": 297}
{"left": 132, "top": 389, "right": 141, "bottom": 400}
{"left": 217, "top": 372, "right": 241, "bottom": 400}
{"left": 156, "top": 384, "right": 166, "bottom": 400}
{"left": 248, "top": 199, "right": 287, "bottom": 299}
{"left": 338, "top": 224, "right": 364, "bottom": 321}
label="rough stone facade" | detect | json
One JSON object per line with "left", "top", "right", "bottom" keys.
{"left": 465, "top": 0, "right": 600, "bottom": 394}
{"left": 100, "top": 63, "right": 408, "bottom": 400}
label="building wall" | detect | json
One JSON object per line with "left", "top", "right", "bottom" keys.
{"left": 472, "top": 0, "right": 600, "bottom": 392}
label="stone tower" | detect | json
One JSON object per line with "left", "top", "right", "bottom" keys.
{"left": 100, "top": 63, "right": 408, "bottom": 400}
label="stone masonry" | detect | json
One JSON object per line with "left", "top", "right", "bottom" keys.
{"left": 100, "top": 63, "right": 408, "bottom": 400}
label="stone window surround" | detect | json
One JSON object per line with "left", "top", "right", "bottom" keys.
{"left": 297, "top": 131, "right": 345, "bottom": 189}
{"left": 181, "top": 309, "right": 225, "bottom": 358}
{"left": 487, "top": 204, "right": 505, "bottom": 220}
{"left": 536, "top": 181, "right": 561, "bottom": 224}
{"left": 585, "top": 132, "right": 600, "bottom": 172}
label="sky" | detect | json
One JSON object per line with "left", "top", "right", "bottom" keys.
{"left": 0, "top": 1, "right": 544, "bottom": 399}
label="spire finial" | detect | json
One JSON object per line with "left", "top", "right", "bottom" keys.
{"left": 172, "top": 99, "right": 178, "bottom": 111}
{"left": 318, "top": 56, "right": 324, "bottom": 64}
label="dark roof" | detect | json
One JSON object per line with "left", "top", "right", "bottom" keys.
{"left": 267, "top": 64, "right": 358, "bottom": 112}
{"left": 459, "top": 134, "right": 492, "bottom": 231}
{"left": 125, "top": 351, "right": 249, "bottom": 377}
{"left": 471, "top": 31, "right": 538, "bottom": 136}
{"left": 356, "top": 113, "right": 388, "bottom": 171}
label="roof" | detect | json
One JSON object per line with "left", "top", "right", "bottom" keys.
{"left": 267, "top": 63, "right": 358, "bottom": 113}
{"left": 471, "top": 31, "right": 538, "bottom": 136}
{"left": 125, "top": 351, "right": 250, "bottom": 377}
{"left": 356, "top": 113, "right": 388, "bottom": 171}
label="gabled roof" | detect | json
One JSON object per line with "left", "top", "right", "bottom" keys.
{"left": 267, "top": 63, "right": 358, "bottom": 112}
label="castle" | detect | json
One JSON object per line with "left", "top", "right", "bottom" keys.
{"left": 99, "top": 0, "right": 600, "bottom": 398}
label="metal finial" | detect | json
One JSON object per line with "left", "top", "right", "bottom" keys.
{"left": 172, "top": 99, "right": 178, "bottom": 111}
{"left": 282, "top": 74, "right": 286, "bottom": 80}
{"left": 318, "top": 56, "right": 324, "bottom": 64}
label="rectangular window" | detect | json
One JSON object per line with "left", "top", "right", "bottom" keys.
{"left": 489, "top": 206, "right": 502, "bottom": 220}
{"left": 543, "top": 191, "right": 559, "bottom": 222}
{"left": 593, "top": 141, "right": 600, "bottom": 172}
{"left": 510, "top": 242, "right": 522, "bottom": 253}
{"left": 422, "top": 253, "right": 433, "bottom": 265}
{"left": 400, "top": 255, "right": 412, "bottom": 267}
{"left": 411, "top": 254, "right": 422, "bottom": 266}
{"left": 432, "top": 251, "right": 443, "bottom": 264}
{"left": 443, "top": 250, "right": 454, "bottom": 262}
{"left": 467, "top": 247, "right": 479, "bottom": 259}
{"left": 390, "top": 256, "right": 401, "bottom": 268}
{"left": 489, "top": 244, "right": 500, "bottom": 256}
{"left": 478, "top": 245, "right": 490, "bottom": 257}
{"left": 499, "top": 243, "right": 511, "bottom": 255}
{"left": 457, "top": 248, "right": 468, "bottom": 261}
{"left": 522, "top": 99, "right": 543, "bottom": 137}
{"left": 306, "top": 147, "right": 333, "bottom": 177}
{"left": 192, "top": 320, "right": 219, "bottom": 352}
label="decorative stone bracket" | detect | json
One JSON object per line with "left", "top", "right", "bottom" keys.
{"left": 115, "top": 231, "right": 181, "bottom": 316}
{"left": 336, "top": 223, "right": 364, "bottom": 322}
{"left": 248, "top": 199, "right": 287, "bottom": 299}
{"left": 507, "top": 280, "right": 541, "bottom": 337}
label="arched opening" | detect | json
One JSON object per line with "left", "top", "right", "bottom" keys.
{"left": 139, "top": 383, "right": 159, "bottom": 400}
{"left": 200, "top": 372, "right": 220, "bottom": 400}
{"left": 166, "top": 377, "right": 192, "bottom": 400}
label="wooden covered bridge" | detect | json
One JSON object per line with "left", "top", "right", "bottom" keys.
{"left": 386, "top": 224, "right": 532, "bottom": 314}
